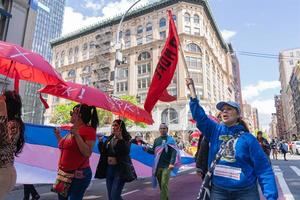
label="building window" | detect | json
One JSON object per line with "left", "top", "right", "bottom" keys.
{"left": 138, "top": 63, "right": 151, "bottom": 75}
{"left": 159, "top": 18, "right": 166, "bottom": 28}
{"left": 82, "top": 76, "right": 91, "bottom": 85}
{"left": 137, "top": 25, "right": 143, "bottom": 34}
{"left": 60, "top": 51, "right": 65, "bottom": 66}
{"left": 184, "top": 26, "right": 191, "bottom": 34}
{"left": 74, "top": 46, "right": 79, "bottom": 62}
{"left": 138, "top": 52, "right": 151, "bottom": 61}
{"left": 137, "top": 93, "right": 147, "bottom": 104}
{"left": 146, "top": 34, "right": 153, "bottom": 43}
{"left": 186, "top": 56, "right": 202, "bottom": 70}
{"left": 160, "top": 31, "right": 166, "bottom": 39}
{"left": 117, "top": 81, "right": 128, "bottom": 92}
{"left": 68, "top": 69, "right": 76, "bottom": 77}
{"left": 136, "top": 37, "right": 143, "bottom": 45}
{"left": 190, "top": 72, "right": 203, "bottom": 84}
{"left": 194, "top": 14, "right": 200, "bottom": 24}
{"left": 68, "top": 48, "right": 73, "bottom": 64}
{"left": 117, "top": 67, "right": 128, "bottom": 79}
{"left": 194, "top": 28, "right": 200, "bottom": 36}
{"left": 186, "top": 43, "right": 202, "bottom": 53}
{"left": 83, "top": 43, "right": 88, "bottom": 51}
{"left": 161, "top": 108, "right": 178, "bottom": 124}
{"left": 125, "top": 29, "right": 131, "bottom": 37}
{"left": 146, "top": 22, "right": 152, "bottom": 32}
{"left": 184, "top": 12, "right": 191, "bottom": 23}
{"left": 125, "top": 40, "right": 131, "bottom": 48}
{"left": 82, "top": 66, "right": 91, "bottom": 73}
{"left": 172, "top": 15, "right": 177, "bottom": 22}
{"left": 289, "top": 60, "right": 294, "bottom": 65}
{"left": 137, "top": 78, "right": 150, "bottom": 89}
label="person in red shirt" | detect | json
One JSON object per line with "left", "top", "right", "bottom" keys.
{"left": 54, "top": 104, "right": 99, "bottom": 200}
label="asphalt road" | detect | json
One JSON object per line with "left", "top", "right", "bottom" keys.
{"left": 5, "top": 154, "right": 300, "bottom": 200}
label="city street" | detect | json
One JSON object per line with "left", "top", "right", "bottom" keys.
{"left": 6, "top": 154, "right": 300, "bottom": 200}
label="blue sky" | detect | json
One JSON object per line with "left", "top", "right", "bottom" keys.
{"left": 63, "top": 0, "right": 300, "bottom": 130}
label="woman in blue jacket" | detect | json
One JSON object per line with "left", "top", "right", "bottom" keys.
{"left": 186, "top": 78, "right": 278, "bottom": 200}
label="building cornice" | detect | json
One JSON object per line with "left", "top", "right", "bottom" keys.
{"left": 51, "top": 0, "right": 228, "bottom": 51}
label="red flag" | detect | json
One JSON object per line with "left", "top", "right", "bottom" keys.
{"left": 144, "top": 10, "right": 179, "bottom": 113}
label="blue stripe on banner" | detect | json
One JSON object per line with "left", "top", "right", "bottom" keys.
{"left": 24, "top": 123, "right": 194, "bottom": 167}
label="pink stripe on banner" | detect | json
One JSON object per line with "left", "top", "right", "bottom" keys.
{"left": 16, "top": 143, "right": 152, "bottom": 178}
{"left": 16, "top": 143, "right": 60, "bottom": 171}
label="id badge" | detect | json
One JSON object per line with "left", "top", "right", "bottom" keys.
{"left": 74, "top": 170, "right": 85, "bottom": 179}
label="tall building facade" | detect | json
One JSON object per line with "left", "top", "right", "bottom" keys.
{"left": 0, "top": 0, "right": 37, "bottom": 91}
{"left": 242, "top": 102, "right": 259, "bottom": 132}
{"left": 274, "top": 94, "right": 286, "bottom": 139}
{"left": 278, "top": 48, "right": 300, "bottom": 139}
{"left": 46, "top": 0, "right": 237, "bottom": 133}
{"left": 22, "top": 0, "right": 65, "bottom": 124}
{"left": 290, "top": 60, "right": 300, "bottom": 138}
{"left": 228, "top": 43, "right": 243, "bottom": 114}
{"left": 269, "top": 113, "right": 278, "bottom": 139}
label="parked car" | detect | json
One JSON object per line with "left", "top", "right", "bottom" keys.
{"left": 291, "top": 141, "right": 300, "bottom": 155}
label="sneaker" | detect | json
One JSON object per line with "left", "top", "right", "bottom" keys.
{"left": 32, "top": 195, "right": 40, "bottom": 200}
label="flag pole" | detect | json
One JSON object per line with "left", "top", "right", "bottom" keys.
{"left": 177, "top": 38, "right": 197, "bottom": 98}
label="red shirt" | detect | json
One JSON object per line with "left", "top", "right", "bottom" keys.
{"left": 58, "top": 125, "right": 96, "bottom": 171}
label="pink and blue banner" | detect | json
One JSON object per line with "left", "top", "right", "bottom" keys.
{"left": 15, "top": 123, "right": 194, "bottom": 184}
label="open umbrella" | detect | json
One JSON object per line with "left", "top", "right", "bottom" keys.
{"left": 0, "top": 41, "right": 63, "bottom": 86}
{"left": 39, "top": 81, "right": 154, "bottom": 125}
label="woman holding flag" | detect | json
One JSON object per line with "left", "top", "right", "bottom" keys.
{"left": 186, "top": 78, "right": 278, "bottom": 200}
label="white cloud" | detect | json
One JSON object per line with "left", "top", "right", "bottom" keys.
{"left": 221, "top": 29, "right": 237, "bottom": 41}
{"left": 62, "top": 7, "right": 102, "bottom": 35}
{"left": 242, "top": 80, "right": 281, "bottom": 100}
{"left": 62, "top": 0, "right": 154, "bottom": 35}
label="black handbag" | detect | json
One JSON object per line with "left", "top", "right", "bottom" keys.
{"left": 120, "top": 157, "right": 137, "bottom": 182}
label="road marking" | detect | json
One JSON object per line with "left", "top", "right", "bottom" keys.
{"left": 274, "top": 166, "right": 295, "bottom": 200}
{"left": 290, "top": 166, "right": 300, "bottom": 176}
{"left": 83, "top": 195, "right": 103, "bottom": 199}
{"left": 189, "top": 171, "right": 196, "bottom": 175}
{"left": 122, "top": 189, "right": 140, "bottom": 196}
{"left": 143, "top": 181, "right": 152, "bottom": 185}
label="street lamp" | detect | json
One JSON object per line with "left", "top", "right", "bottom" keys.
{"left": 113, "top": 0, "right": 142, "bottom": 95}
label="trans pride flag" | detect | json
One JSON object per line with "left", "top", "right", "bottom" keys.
{"left": 15, "top": 124, "right": 194, "bottom": 184}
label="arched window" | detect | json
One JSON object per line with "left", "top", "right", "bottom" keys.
{"left": 68, "top": 69, "right": 76, "bottom": 77}
{"left": 146, "top": 22, "right": 152, "bottom": 32}
{"left": 172, "top": 15, "right": 177, "bottom": 22}
{"left": 60, "top": 51, "right": 65, "bottom": 66}
{"left": 159, "top": 18, "right": 166, "bottom": 28}
{"left": 194, "top": 14, "right": 200, "bottom": 24}
{"left": 138, "top": 52, "right": 151, "bottom": 61}
{"left": 137, "top": 25, "right": 143, "bottom": 34}
{"left": 184, "top": 12, "right": 191, "bottom": 23}
{"left": 68, "top": 48, "right": 73, "bottom": 56}
{"left": 186, "top": 43, "right": 202, "bottom": 53}
{"left": 83, "top": 43, "right": 88, "bottom": 51}
{"left": 161, "top": 108, "right": 179, "bottom": 124}
{"left": 74, "top": 46, "right": 79, "bottom": 54}
{"left": 125, "top": 29, "right": 131, "bottom": 37}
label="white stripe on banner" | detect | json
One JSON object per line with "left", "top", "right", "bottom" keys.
{"left": 290, "top": 166, "right": 300, "bottom": 177}
{"left": 274, "top": 165, "right": 295, "bottom": 200}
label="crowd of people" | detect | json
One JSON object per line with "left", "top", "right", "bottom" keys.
{"left": 0, "top": 86, "right": 284, "bottom": 200}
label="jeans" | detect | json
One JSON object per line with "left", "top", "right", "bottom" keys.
{"left": 106, "top": 165, "right": 125, "bottom": 200}
{"left": 211, "top": 184, "right": 259, "bottom": 200}
{"left": 156, "top": 168, "right": 171, "bottom": 200}
{"left": 58, "top": 167, "right": 92, "bottom": 200}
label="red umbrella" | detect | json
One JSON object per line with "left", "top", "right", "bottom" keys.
{"left": 0, "top": 41, "right": 63, "bottom": 85}
{"left": 39, "top": 82, "right": 154, "bottom": 125}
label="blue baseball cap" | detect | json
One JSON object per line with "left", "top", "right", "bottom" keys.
{"left": 216, "top": 101, "right": 241, "bottom": 114}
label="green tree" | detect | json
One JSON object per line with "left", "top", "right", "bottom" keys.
{"left": 50, "top": 102, "right": 77, "bottom": 124}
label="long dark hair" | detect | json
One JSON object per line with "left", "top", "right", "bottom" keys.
{"left": 237, "top": 118, "right": 250, "bottom": 132}
{"left": 73, "top": 104, "right": 99, "bottom": 129}
{"left": 113, "top": 119, "right": 131, "bottom": 142}
{"left": 4, "top": 91, "right": 25, "bottom": 156}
